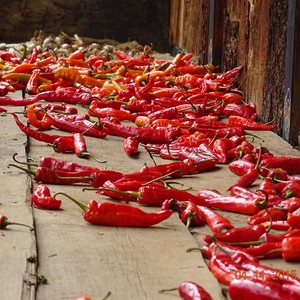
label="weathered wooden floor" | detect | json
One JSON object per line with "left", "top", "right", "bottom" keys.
{"left": 1, "top": 90, "right": 300, "bottom": 300}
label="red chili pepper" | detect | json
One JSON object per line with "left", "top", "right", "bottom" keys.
{"left": 260, "top": 156, "right": 300, "bottom": 175}
{"left": 8, "top": 164, "right": 91, "bottom": 185}
{"left": 53, "top": 136, "right": 75, "bottom": 153}
{"left": 101, "top": 120, "right": 178, "bottom": 144}
{"left": 149, "top": 159, "right": 196, "bottom": 178}
{"left": 123, "top": 136, "right": 139, "bottom": 155}
{"left": 52, "top": 115, "right": 107, "bottom": 139}
{"left": 281, "top": 180, "right": 300, "bottom": 198}
{"left": 287, "top": 207, "right": 300, "bottom": 229}
{"left": 227, "top": 144, "right": 252, "bottom": 161}
{"left": 267, "top": 167, "right": 289, "bottom": 182}
{"left": 208, "top": 255, "right": 253, "bottom": 286}
{"left": 26, "top": 105, "right": 52, "bottom": 130}
{"left": 12, "top": 113, "right": 68, "bottom": 144}
{"left": 244, "top": 241, "right": 283, "bottom": 258}
{"left": 244, "top": 102, "right": 257, "bottom": 113}
{"left": 261, "top": 220, "right": 291, "bottom": 231}
{"left": 88, "top": 106, "right": 136, "bottom": 122}
{"left": 211, "top": 138, "right": 236, "bottom": 163}
{"left": 25, "top": 68, "right": 41, "bottom": 95}
{"left": 97, "top": 185, "right": 207, "bottom": 207}
{"left": 0, "top": 95, "right": 39, "bottom": 106}
{"left": 178, "top": 281, "right": 213, "bottom": 300}
{"left": 31, "top": 184, "right": 61, "bottom": 210}
{"left": 227, "top": 168, "right": 259, "bottom": 191}
{"left": 228, "top": 115, "right": 277, "bottom": 130}
{"left": 223, "top": 103, "right": 257, "bottom": 120}
{"left": 228, "top": 159, "right": 256, "bottom": 176}
{"left": 229, "top": 278, "right": 300, "bottom": 300}
{"left": 73, "top": 133, "right": 106, "bottom": 163}
{"left": 229, "top": 186, "right": 259, "bottom": 199}
{"left": 215, "top": 224, "right": 266, "bottom": 244}
{"left": 204, "top": 194, "right": 267, "bottom": 215}
{"left": 0, "top": 215, "right": 32, "bottom": 230}
{"left": 54, "top": 193, "right": 173, "bottom": 227}
{"left": 247, "top": 207, "right": 287, "bottom": 225}
{"left": 36, "top": 89, "right": 92, "bottom": 105}
{"left": 197, "top": 206, "right": 234, "bottom": 233}
{"left": 180, "top": 201, "right": 204, "bottom": 228}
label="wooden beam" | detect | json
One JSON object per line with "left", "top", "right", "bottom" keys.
{"left": 283, "top": 0, "right": 300, "bottom": 147}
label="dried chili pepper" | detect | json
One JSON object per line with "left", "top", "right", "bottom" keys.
{"left": 260, "top": 156, "right": 300, "bottom": 175}
{"left": 26, "top": 105, "right": 52, "bottom": 130}
{"left": 25, "top": 68, "right": 41, "bottom": 95}
{"left": 247, "top": 207, "right": 287, "bottom": 226}
{"left": 0, "top": 215, "right": 33, "bottom": 230}
{"left": 53, "top": 136, "right": 75, "bottom": 153}
{"left": 31, "top": 184, "right": 61, "bottom": 210}
{"left": 54, "top": 193, "right": 173, "bottom": 227}
{"left": 229, "top": 278, "right": 300, "bottom": 300}
{"left": 228, "top": 115, "right": 277, "bottom": 130}
{"left": 223, "top": 103, "right": 258, "bottom": 120}
{"left": 123, "top": 136, "right": 139, "bottom": 155}
{"left": 73, "top": 133, "right": 106, "bottom": 163}
{"left": 12, "top": 113, "right": 69, "bottom": 144}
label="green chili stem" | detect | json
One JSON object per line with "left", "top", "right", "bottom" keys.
{"left": 53, "top": 192, "right": 89, "bottom": 213}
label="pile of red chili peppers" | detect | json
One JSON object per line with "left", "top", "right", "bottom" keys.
{"left": 2, "top": 44, "right": 300, "bottom": 300}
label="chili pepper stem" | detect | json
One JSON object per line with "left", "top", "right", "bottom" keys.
{"left": 8, "top": 164, "right": 36, "bottom": 176}
{"left": 218, "top": 237, "right": 264, "bottom": 247}
{"left": 53, "top": 192, "right": 89, "bottom": 213}
{"left": 12, "top": 153, "right": 38, "bottom": 167}
{"left": 263, "top": 248, "right": 282, "bottom": 258}
{"left": 140, "top": 169, "right": 183, "bottom": 186}
{"left": 79, "top": 151, "right": 107, "bottom": 163}
{"left": 100, "top": 291, "right": 112, "bottom": 300}
{"left": 186, "top": 247, "right": 207, "bottom": 252}
{"left": 158, "top": 287, "right": 178, "bottom": 293}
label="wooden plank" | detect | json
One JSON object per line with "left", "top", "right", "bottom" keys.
{"left": 20, "top": 105, "right": 224, "bottom": 300}
{"left": 0, "top": 92, "right": 37, "bottom": 300}
{"left": 283, "top": 0, "right": 300, "bottom": 147}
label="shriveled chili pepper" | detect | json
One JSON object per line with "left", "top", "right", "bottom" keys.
{"left": 197, "top": 206, "right": 234, "bottom": 233}
{"left": 229, "top": 278, "right": 300, "bottom": 300}
{"left": 26, "top": 105, "right": 52, "bottom": 130}
{"left": 54, "top": 192, "right": 173, "bottom": 227}
{"left": 31, "top": 184, "right": 61, "bottom": 210}
{"left": 228, "top": 115, "right": 277, "bottom": 130}
{"left": 0, "top": 215, "right": 33, "bottom": 230}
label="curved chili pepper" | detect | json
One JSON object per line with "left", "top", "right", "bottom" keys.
{"left": 26, "top": 105, "right": 52, "bottom": 130}
{"left": 0, "top": 95, "right": 39, "bottom": 106}
{"left": 54, "top": 193, "right": 173, "bottom": 227}
{"left": 25, "top": 69, "right": 41, "bottom": 95}
{"left": 244, "top": 241, "right": 283, "bottom": 258}
{"left": 247, "top": 207, "right": 287, "bottom": 226}
{"left": 229, "top": 278, "right": 300, "bottom": 300}
{"left": 229, "top": 186, "right": 258, "bottom": 199}
{"left": 228, "top": 115, "right": 277, "bottom": 130}
{"left": 12, "top": 113, "right": 67, "bottom": 144}
{"left": 31, "top": 184, "right": 61, "bottom": 210}
{"left": 261, "top": 220, "right": 291, "bottom": 231}
{"left": 88, "top": 106, "right": 136, "bottom": 121}
{"left": 208, "top": 254, "right": 253, "bottom": 286}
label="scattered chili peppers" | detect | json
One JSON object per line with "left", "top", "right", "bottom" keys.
{"left": 31, "top": 184, "right": 61, "bottom": 210}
